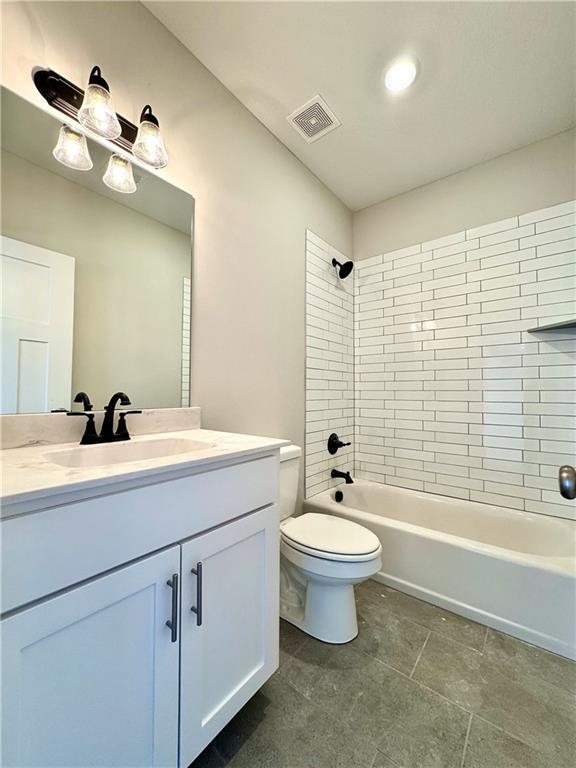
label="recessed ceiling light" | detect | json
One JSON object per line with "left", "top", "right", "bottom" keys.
{"left": 384, "top": 57, "right": 419, "bottom": 93}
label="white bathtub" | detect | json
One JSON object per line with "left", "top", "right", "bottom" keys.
{"left": 304, "top": 481, "right": 576, "bottom": 659}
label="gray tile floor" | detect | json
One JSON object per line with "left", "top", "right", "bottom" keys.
{"left": 191, "top": 581, "right": 576, "bottom": 768}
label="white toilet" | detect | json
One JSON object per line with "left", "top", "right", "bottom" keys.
{"left": 279, "top": 445, "right": 382, "bottom": 644}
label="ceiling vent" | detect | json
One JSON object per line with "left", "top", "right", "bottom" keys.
{"left": 287, "top": 95, "right": 341, "bottom": 143}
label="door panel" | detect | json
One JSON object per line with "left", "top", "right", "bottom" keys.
{"left": 1, "top": 235, "right": 74, "bottom": 413}
{"left": 179, "top": 506, "right": 279, "bottom": 767}
{"left": 1, "top": 547, "right": 180, "bottom": 768}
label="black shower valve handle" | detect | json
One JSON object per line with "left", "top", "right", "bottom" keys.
{"left": 327, "top": 432, "right": 352, "bottom": 455}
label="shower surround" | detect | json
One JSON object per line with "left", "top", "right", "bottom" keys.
{"left": 354, "top": 199, "right": 575, "bottom": 519}
{"left": 305, "top": 199, "right": 575, "bottom": 520}
{"left": 305, "top": 230, "right": 354, "bottom": 497}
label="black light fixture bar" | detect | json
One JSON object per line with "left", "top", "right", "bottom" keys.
{"left": 33, "top": 67, "right": 137, "bottom": 152}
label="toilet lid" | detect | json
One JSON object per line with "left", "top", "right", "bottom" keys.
{"left": 281, "top": 513, "right": 380, "bottom": 557}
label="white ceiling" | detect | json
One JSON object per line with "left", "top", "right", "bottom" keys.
{"left": 146, "top": 1, "right": 576, "bottom": 211}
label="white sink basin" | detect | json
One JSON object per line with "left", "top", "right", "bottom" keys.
{"left": 46, "top": 437, "right": 212, "bottom": 469}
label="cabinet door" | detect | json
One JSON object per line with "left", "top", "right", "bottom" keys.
{"left": 179, "top": 506, "right": 279, "bottom": 767}
{"left": 1, "top": 546, "right": 181, "bottom": 768}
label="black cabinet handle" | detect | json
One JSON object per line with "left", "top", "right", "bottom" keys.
{"left": 166, "top": 573, "right": 179, "bottom": 642}
{"left": 191, "top": 562, "right": 203, "bottom": 626}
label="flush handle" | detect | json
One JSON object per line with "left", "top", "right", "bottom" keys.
{"left": 559, "top": 465, "right": 576, "bottom": 500}
{"left": 191, "top": 562, "right": 203, "bottom": 626}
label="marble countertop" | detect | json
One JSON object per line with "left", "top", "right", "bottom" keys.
{"left": 1, "top": 429, "right": 289, "bottom": 517}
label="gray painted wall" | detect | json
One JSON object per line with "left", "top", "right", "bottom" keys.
{"left": 354, "top": 129, "right": 576, "bottom": 261}
{"left": 1, "top": 1, "right": 352, "bottom": 458}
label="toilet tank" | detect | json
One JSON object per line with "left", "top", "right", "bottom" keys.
{"left": 279, "top": 445, "right": 302, "bottom": 521}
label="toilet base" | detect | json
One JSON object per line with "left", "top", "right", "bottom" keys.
{"left": 280, "top": 579, "right": 359, "bottom": 644}
{"left": 280, "top": 550, "right": 380, "bottom": 644}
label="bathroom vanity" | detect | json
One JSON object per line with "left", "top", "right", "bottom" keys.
{"left": 0, "top": 83, "right": 288, "bottom": 767}
{"left": 1, "top": 423, "right": 286, "bottom": 767}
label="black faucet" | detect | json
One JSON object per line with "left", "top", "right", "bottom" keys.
{"left": 67, "top": 391, "right": 141, "bottom": 444}
{"left": 73, "top": 391, "right": 93, "bottom": 411}
{"left": 331, "top": 468, "right": 354, "bottom": 484}
{"left": 100, "top": 392, "right": 132, "bottom": 441}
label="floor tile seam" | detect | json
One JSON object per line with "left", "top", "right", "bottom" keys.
{"left": 473, "top": 648, "right": 576, "bottom": 704}
{"left": 361, "top": 607, "right": 437, "bottom": 639}
{"left": 479, "top": 626, "right": 489, "bottom": 655}
{"left": 211, "top": 741, "right": 228, "bottom": 766}
{"left": 413, "top": 666, "right": 576, "bottom": 756}
{"left": 279, "top": 673, "right": 357, "bottom": 727}
{"left": 471, "top": 713, "right": 566, "bottom": 764}
{"left": 360, "top": 600, "right": 485, "bottom": 653}
{"left": 280, "top": 643, "right": 472, "bottom": 732}
{"left": 459, "top": 713, "right": 473, "bottom": 768}
{"left": 372, "top": 747, "right": 404, "bottom": 768}
{"left": 409, "top": 629, "right": 431, "bottom": 679}
{"left": 363, "top": 647, "right": 474, "bottom": 715}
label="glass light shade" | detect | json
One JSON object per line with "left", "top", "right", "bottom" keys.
{"left": 52, "top": 125, "right": 93, "bottom": 171}
{"left": 384, "top": 57, "right": 419, "bottom": 92}
{"left": 78, "top": 82, "right": 122, "bottom": 139}
{"left": 133, "top": 119, "right": 168, "bottom": 168}
{"left": 103, "top": 154, "right": 137, "bottom": 194}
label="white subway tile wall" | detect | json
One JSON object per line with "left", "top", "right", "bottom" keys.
{"left": 181, "top": 277, "right": 191, "bottom": 407}
{"left": 354, "top": 200, "right": 576, "bottom": 520}
{"left": 305, "top": 230, "right": 354, "bottom": 496}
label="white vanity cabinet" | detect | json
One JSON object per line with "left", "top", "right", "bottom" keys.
{"left": 179, "top": 506, "right": 279, "bottom": 768}
{"left": 1, "top": 546, "right": 181, "bottom": 768}
{"left": 1, "top": 449, "right": 282, "bottom": 768}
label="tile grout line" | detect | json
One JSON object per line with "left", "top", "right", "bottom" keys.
{"left": 409, "top": 629, "right": 431, "bottom": 679}
{"left": 460, "top": 713, "right": 474, "bottom": 768}
{"left": 480, "top": 625, "right": 489, "bottom": 654}
{"left": 359, "top": 584, "right": 488, "bottom": 653}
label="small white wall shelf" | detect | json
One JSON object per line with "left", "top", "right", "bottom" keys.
{"left": 527, "top": 319, "right": 576, "bottom": 332}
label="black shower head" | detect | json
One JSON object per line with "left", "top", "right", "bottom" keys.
{"left": 332, "top": 258, "right": 354, "bottom": 279}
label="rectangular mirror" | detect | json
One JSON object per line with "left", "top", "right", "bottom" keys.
{"left": 0, "top": 87, "right": 194, "bottom": 414}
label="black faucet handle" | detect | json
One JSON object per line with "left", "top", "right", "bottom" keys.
{"left": 115, "top": 410, "right": 142, "bottom": 440}
{"left": 66, "top": 411, "right": 100, "bottom": 445}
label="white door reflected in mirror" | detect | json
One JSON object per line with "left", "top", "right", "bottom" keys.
{"left": 1, "top": 236, "right": 74, "bottom": 414}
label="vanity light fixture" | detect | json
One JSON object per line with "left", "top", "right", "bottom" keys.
{"left": 103, "top": 154, "right": 137, "bottom": 194}
{"left": 384, "top": 56, "right": 419, "bottom": 92}
{"left": 133, "top": 105, "right": 169, "bottom": 169}
{"left": 52, "top": 124, "right": 93, "bottom": 171}
{"left": 78, "top": 66, "right": 122, "bottom": 140}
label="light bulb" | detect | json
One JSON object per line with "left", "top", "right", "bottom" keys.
{"left": 103, "top": 154, "right": 137, "bottom": 194}
{"left": 384, "top": 57, "right": 419, "bottom": 92}
{"left": 53, "top": 125, "right": 93, "bottom": 171}
{"left": 78, "top": 66, "right": 121, "bottom": 139}
{"left": 133, "top": 105, "right": 168, "bottom": 168}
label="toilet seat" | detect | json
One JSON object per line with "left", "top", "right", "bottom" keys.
{"left": 281, "top": 513, "right": 381, "bottom": 563}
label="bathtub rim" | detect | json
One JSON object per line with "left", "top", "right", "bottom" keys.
{"left": 304, "top": 483, "right": 576, "bottom": 577}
